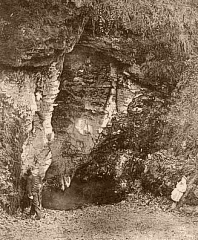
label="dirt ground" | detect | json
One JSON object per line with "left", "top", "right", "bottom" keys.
{"left": 1, "top": 199, "right": 198, "bottom": 240}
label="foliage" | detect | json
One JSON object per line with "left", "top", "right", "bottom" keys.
{"left": 90, "top": 0, "right": 198, "bottom": 53}
{"left": 0, "top": 94, "right": 27, "bottom": 214}
{"left": 165, "top": 57, "right": 198, "bottom": 158}
{"left": 94, "top": 92, "right": 168, "bottom": 157}
{"left": 142, "top": 150, "right": 196, "bottom": 197}
{"left": 115, "top": 59, "right": 198, "bottom": 198}
{"left": 81, "top": 0, "right": 198, "bottom": 97}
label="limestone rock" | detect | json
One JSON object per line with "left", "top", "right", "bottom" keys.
{"left": 47, "top": 45, "right": 142, "bottom": 182}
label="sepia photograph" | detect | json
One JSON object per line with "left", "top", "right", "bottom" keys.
{"left": 1, "top": 0, "right": 198, "bottom": 239}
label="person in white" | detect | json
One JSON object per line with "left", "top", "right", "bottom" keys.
{"left": 171, "top": 176, "right": 187, "bottom": 208}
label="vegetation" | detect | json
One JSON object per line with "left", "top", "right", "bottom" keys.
{"left": 0, "top": 93, "right": 27, "bottom": 213}
{"left": 90, "top": 0, "right": 198, "bottom": 93}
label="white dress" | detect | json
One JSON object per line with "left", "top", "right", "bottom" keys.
{"left": 171, "top": 177, "right": 187, "bottom": 202}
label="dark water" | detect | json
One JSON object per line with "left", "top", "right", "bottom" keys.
{"left": 42, "top": 180, "right": 125, "bottom": 210}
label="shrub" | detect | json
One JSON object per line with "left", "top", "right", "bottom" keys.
{"left": 0, "top": 94, "right": 27, "bottom": 213}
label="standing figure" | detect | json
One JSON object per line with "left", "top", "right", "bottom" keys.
{"left": 171, "top": 176, "right": 187, "bottom": 209}
{"left": 26, "top": 168, "right": 42, "bottom": 220}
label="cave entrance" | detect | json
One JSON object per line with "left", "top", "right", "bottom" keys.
{"left": 43, "top": 45, "right": 127, "bottom": 210}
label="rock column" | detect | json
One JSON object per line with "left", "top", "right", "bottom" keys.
{"left": 21, "top": 56, "right": 64, "bottom": 179}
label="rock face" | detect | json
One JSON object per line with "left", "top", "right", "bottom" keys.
{"left": 21, "top": 58, "right": 64, "bottom": 179}
{"left": 46, "top": 45, "right": 142, "bottom": 186}
{"left": 0, "top": 62, "right": 65, "bottom": 208}
{"left": 0, "top": 1, "right": 155, "bottom": 210}
{"left": 0, "top": 1, "right": 90, "bottom": 211}
{"left": 0, "top": 1, "right": 88, "bottom": 67}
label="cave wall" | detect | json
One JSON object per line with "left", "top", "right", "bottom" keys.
{"left": 47, "top": 46, "right": 142, "bottom": 181}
